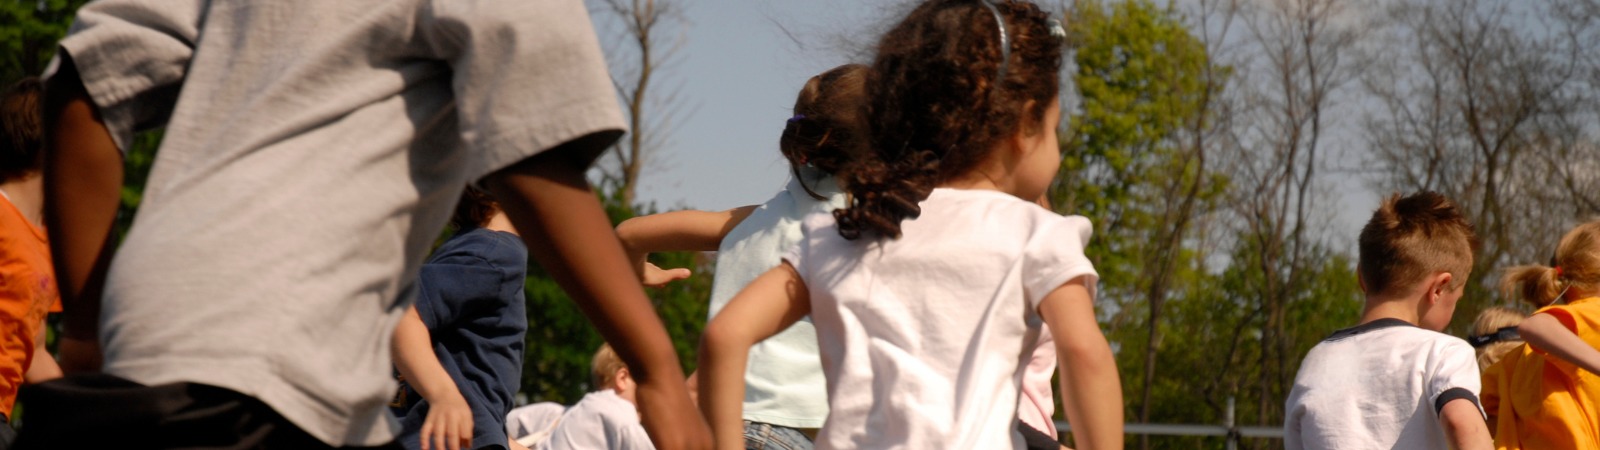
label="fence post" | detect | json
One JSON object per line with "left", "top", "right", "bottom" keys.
{"left": 1225, "top": 396, "right": 1237, "bottom": 450}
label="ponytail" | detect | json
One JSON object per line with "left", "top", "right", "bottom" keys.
{"left": 1500, "top": 265, "right": 1565, "bottom": 308}
{"left": 779, "top": 64, "right": 870, "bottom": 200}
{"left": 1501, "top": 220, "right": 1600, "bottom": 307}
{"left": 834, "top": 149, "right": 939, "bottom": 239}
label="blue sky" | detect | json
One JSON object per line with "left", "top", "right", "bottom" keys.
{"left": 592, "top": 1, "right": 898, "bottom": 213}
{"left": 592, "top": 0, "right": 1379, "bottom": 247}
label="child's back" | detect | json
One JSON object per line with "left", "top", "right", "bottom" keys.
{"left": 546, "top": 345, "right": 654, "bottom": 450}
{"left": 787, "top": 189, "right": 1094, "bottom": 448}
{"left": 1286, "top": 320, "right": 1480, "bottom": 449}
{"left": 698, "top": 2, "right": 1121, "bottom": 449}
{"left": 391, "top": 192, "right": 529, "bottom": 450}
{"left": 1283, "top": 192, "right": 1488, "bottom": 450}
{"left": 708, "top": 166, "right": 842, "bottom": 429}
{"left": 1481, "top": 220, "right": 1600, "bottom": 450}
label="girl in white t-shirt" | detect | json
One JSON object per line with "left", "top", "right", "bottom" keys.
{"left": 618, "top": 64, "right": 868, "bottom": 448}
{"left": 698, "top": 1, "right": 1123, "bottom": 449}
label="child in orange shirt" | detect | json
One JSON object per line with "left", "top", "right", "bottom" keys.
{"left": 1482, "top": 220, "right": 1600, "bottom": 449}
{"left": 0, "top": 77, "right": 64, "bottom": 435}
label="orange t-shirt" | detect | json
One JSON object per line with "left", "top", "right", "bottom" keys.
{"left": 1481, "top": 297, "right": 1600, "bottom": 450}
{"left": 0, "top": 194, "right": 61, "bottom": 414}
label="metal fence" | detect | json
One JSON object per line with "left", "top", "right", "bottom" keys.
{"left": 1055, "top": 397, "right": 1283, "bottom": 449}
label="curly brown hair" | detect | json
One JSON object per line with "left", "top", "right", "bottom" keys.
{"left": 835, "top": 0, "right": 1062, "bottom": 239}
{"left": 1, "top": 77, "right": 43, "bottom": 183}
{"left": 780, "top": 64, "right": 870, "bottom": 200}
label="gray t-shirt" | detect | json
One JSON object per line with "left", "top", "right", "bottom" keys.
{"left": 49, "top": 0, "right": 623, "bottom": 445}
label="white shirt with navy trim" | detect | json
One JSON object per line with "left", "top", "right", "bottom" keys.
{"left": 1284, "top": 318, "right": 1485, "bottom": 450}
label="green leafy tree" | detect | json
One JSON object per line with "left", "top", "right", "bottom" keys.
{"left": 1, "top": 0, "right": 89, "bottom": 84}
{"left": 1055, "top": 1, "right": 1225, "bottom": 446}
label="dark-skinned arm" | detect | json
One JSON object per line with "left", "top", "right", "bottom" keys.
{"left": 42, "top": 54, "right": 122, "bottom": 374}
{"left": 482, "top": 132, "right": 711, "bottom": 450}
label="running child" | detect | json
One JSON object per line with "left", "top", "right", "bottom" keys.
{"left": 697, "top": 1, "right": 1123, "bottom": 448}
{"left": 616, "top": 63, "right": 867, "bottom": 448}
{"left": 545, "top": 344, "right": 655, "bottom": 450}
{"left": 391, "top": 187, "right": 531, "bottom": 450}
{"left": 0, "top": 77, "right": 63, "bottom": 443}
{"left": 1481, "top": 220, "right": 1600, "bottom": 449}
{"left": 1283, "top": 192, "right": 1490, "bottom": 450}
{"left": 623, "top": 64, "right": 1067, "bottom": 449}
{"left": 27, "top": 0, "right": 708, "bottom": 447}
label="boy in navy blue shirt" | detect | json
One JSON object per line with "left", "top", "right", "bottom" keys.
{"left": 393, "top": 187, "right": 530, "bottom": 450}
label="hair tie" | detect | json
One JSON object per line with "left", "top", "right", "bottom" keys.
{"left": 1555, "top": 266, "right": 1564, "bottom": 277}
{"left": 1467, "top": 326, "right": 1522, "bottom": 348}
{"left": 788, "top": 114, "right": 806, "bottom": 124}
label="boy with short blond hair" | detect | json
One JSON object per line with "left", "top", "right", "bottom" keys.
{"left": 1284, "top": 191, "right": 1492, "bottom": 450}
{"left": 545, "top": 344, "right": 654, "bottom": 450}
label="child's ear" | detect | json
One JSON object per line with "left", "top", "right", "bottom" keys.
{"left": 1429, "top": 272, "right": 1454, "bottom": 303}
{"left": 614, "top": 367, "right": 632, "bottom": 391}
{"left": 1355, "top": 267, "right": 1367, "bottom": 294}
{"left": 1011, "top": 99, "right": 1042, "bottom": 153}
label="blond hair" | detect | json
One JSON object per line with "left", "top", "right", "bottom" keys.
{"left": 1501, "top": 220, "right": 1600, "bottom": 308}
{"left": 1469, "top": 306, "right": 1526, "bottom": 369}
{"left": 1357, "top": 192, "right": 1477, "bottom": 296}
{"left": 590, "top": 343, "right": 628, "bottom": 391}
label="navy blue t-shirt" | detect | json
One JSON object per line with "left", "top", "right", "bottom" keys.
{"left": 392, "top": 227, "right": 528, "bottom": 450}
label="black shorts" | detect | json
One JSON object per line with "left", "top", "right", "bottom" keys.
{"left": 15, "top": 373, "right": 401, "bottom": 450}
{"left": 1019, "top": 422, "right": 1060, "bottom": 450}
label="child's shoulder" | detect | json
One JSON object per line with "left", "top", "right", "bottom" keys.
{"left": 1315, "top": 319, "right": 1473, "bottom": 359}
{"left": 429, "top": 227, "right": 527, "bottom": 267}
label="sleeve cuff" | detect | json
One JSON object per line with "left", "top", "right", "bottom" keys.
{"left": 1434, "top": 387, "right": 1484, "bottom": 419}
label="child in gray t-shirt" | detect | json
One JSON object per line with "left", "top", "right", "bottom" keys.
{"left": 22, "top": 0, "right": 709, "bottom": 448}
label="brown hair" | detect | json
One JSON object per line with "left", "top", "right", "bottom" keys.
{"left": 1469, "top": 306, "right": 1525, "bottom": 369}
{"left": 780, "top": 64, "right": 870, "bottom": 200}
{"left": 1500, "top": 220, "right": 1600, "bottom": 308}
{"left": 1357, "top": 192, "right": 1477, "bottom": 296}
{"left": 449, "top": 186, "right": 499, "bottom": 231}
{"left": 0, "top": 77, "right": 43, "bottom": 182}
{"left": 834, "top": 0, "right": 1062, "bottom": 239}
{"left": 590, "top": 343, "right": 628, "bottom": 391}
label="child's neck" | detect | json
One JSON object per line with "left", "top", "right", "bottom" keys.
{"left": 1358, "top": 296, "right": 1420, "bottom": 326}
{"left": 0, "top": 174, "right": 44, "bottom": 227}
{"left": 941, "top": 175, "right": 1003, "bottom": 193}
{"left": 484, "top": 212, "right": 519, "bottom": 236}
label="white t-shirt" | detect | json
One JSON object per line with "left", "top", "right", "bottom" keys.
{"left": 506, "top": 402, "right": 567, "bottom": 448}
{"left": 1017, "top": 329, "right": 1058, "bottom": 437}
{"left": 49, "top": 0, "right": 622, "bottom": 445}
{"left": 545, "top": 390, "right": 656, "bottom": 450}
{"left": 1284, "top": 318, "right": 1485, "bottom": 450}
{"left": 783, "top": 188, "right": 1098, "bottom": 450}
{"left": 707, "top": 167, "right": 844, "bottom": 428}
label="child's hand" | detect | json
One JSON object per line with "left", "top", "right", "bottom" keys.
{"left": 420, "top": 396, "right": 474, "bottom": 450}
{"left": 642, "top": 262, "right": 692, "bottom": 288}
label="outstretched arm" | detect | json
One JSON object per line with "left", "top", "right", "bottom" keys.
{"left": 697, "top": 264, "right": 810, "bottom": 450}
{"left": 483, "top": 134, "right": 711, "bottom": 450}
{"left": 42, "top": 55, "right": 123, "bottom": 374}
{"left": 616, "top": 206, "right": 758, "bottom": 287}
{"left": 1038, "top": 278, "right": 1122, "bottom": 450}
{"left": 1520, "top": 312, "right": 1600, "bottom": 374}
{"left": 1438, "top": 398, "right": 1492, "bottom": 450}
{"left": 392, "top": 306, "right": 473, "bottom": 450}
